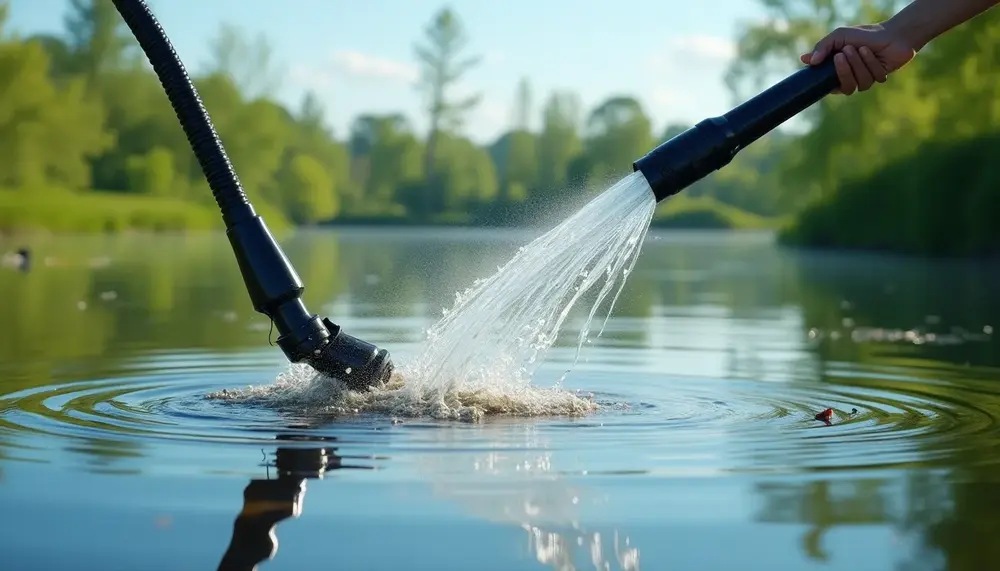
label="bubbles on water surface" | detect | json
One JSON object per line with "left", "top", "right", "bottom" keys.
{"left": 206, "top": 364, "right": 600, "bottom": 423}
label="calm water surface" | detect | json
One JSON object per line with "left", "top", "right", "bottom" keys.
{"left": 1, "top": 228, "right": 999, "bottom": 571}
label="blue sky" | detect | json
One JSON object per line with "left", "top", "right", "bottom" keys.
{"left": 7, "top": 0, "right": 767, "bottom": 144}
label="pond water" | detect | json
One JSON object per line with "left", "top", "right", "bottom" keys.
{"left": 1, "top": 227, "right": 998, "bottom": 571}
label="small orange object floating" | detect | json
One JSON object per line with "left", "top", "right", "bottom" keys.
{"left": 814, "top": 408, "right": 834, "bottom": 422}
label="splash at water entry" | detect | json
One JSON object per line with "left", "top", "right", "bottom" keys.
{"left": 106, "top": 0, "right": 846, "bottom": 420}
{"left": 210, "top": 174, "right": 657, "bottom": 421}
{"left": 207, "top": 53, "right": 848, "bottom": 420}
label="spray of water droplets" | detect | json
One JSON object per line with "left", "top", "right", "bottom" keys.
{"left": 209, "top": 172, "right": 658, "bottom": 421}
{"left": 404, "top": 172, "right": 657, "bottom": 390}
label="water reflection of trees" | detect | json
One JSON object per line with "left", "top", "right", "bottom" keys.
{"left": 6, "top": 228, "right": 1000, "bottom": 566}
{"left": 755, "top": 478, "right": 890, "bottom": 561}
{"left": 789, "top": 250, "right": 1000, "bottom": 366}
{"left": 634, "top": 232, "right": 793, "bottom": 315}
{"left": 0, "top": 230, "right": 802, "bottom": 390}
{"left": 0, "top": 229, "right": 804, "bottom": 468}
{"left": 756, "top": 248, "right": 1000, "bottom": 570}
{"left": 417, "top": 422, "right": 640, "bottom": 571}
{"left": 63, "top": 437, "right": 144, "bottom": 476}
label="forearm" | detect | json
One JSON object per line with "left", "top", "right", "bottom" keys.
{"left": 884, "top": 0, "right": 1000, "bottom": 51}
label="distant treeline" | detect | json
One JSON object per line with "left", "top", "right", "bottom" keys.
{"left": 0, "top": 0, "right": 785, "bottom": 234}
{"left": 2, "top": 0, "right": 996, "bottom": 257}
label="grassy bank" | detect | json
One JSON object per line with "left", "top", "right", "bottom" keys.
{"left": 651, "top": 194, "right": 777, "bottom": 230}
{"left": 329, "top": 193, "right": 778, "bottom": 230}
{"left": 0, "top": 189, "right": 293, "bottom": 235}
{"left": 778, "top": 132, "right": 1000, "bottom": 258}
{"left": 1, "top": 187, "right": 775, "bottom": 235}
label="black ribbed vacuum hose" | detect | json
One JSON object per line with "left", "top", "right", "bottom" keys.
{"left": 110, "top": 0, "right": 252, "bottom": 227}
{"left": 109, "top": 0, "right": 396, "bottom": 391}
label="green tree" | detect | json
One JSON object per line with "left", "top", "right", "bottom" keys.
{"left": 279, "top": 153, "right": 338, "bottom": 224}
{"left": 63, "top": 0, "right": 136, "bottom": 82}
{"left": 0, "top": 36, "right": 110, "bottom": 189}
{"left": 350, "top": 114, "right": 423, "bottom": 208}
{"left": 26, "top": 33, "right": 74, "bottom": 77}
{"left": 409, "top": 133, "right": 497, "bottom": 219}
{"left": 489, "top": 130, "right": 537, "bottom": 204}
{"left": 729, "top": 0, "right": 1000, "bottom": 256}
{"left": 919, "top": 12, "right": 1000, "bottom": 139}
{"left": 581, "top": 96, "right": 653, "bottom": 182}
{"left": 536, "top": 91, "right": 583, "bottom": 194}
{"left": 414, "top": 7, "right": 481, "bottom": 184}
{"left": 286, "top": 92, "right": 353, "bottom": 209}
{"left": 204, "top": 23, "right": 282, "bottom": 100}
{"left": 87, "top": 68, "right": 190, "bottom": 193}
{"left": 125, "top": 146, "right": 175, "bottom": 196}
{"left": 725, "top": 0, "right": 916, "bottom": 202}
{"left": 511, "top": 76, "right": 532, "bottom": 131}
{"left": 496, "top": 78, "right": 539, "bottom": 203}
{"left": 193, "top": 73, "right": 291, "bottom": 207}
{"left": 0, "top": 0, "right": 807, "bottom": 233}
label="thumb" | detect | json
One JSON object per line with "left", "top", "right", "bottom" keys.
{"left": 808, "top": 29, "right": 846, "bottom": 64}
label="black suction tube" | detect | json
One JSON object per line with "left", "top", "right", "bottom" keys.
{"left": 634, "top": 59, "right": 839, "bottom": 202}
{"left": 110, "top": 0, "right": 393, "bottom": 391}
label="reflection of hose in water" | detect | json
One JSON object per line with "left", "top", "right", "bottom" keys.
{"left": 417, "top": 424, "right": 640, "bottom": 571}
{"left": 217, "top": 435, "right": 372, "bottom": 571}
{"left": 217, "top": 428, "right": 637, "bottom": 570}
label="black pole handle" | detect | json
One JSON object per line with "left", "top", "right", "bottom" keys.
{"left": 724, "top": 58, "right": 839, "bottom": 150}
{"left": 634, "top": 58, "right": 840, "bottom": 202}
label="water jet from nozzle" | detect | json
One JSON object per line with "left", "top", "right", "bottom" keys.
{"left": 110, "top": 0, "right": 393, "bottom": 391}
{"left": 634, "top": 59, "right": 839, "bottom": 202}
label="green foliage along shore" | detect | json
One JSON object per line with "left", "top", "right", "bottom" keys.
{"left": 781, "top": 133, "right": 1000, "bottom": 257}
{"left": 3, "top": 0, "right": 996, "bottom": 258}
{"left": 730, "top": 0, "right": 1000, "bottom": 258}
{"left": 0, "top": 0, "right": 787, "bottom": 236}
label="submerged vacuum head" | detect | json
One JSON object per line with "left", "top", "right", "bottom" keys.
{"left": 306, "top": 319, "right": 394, "bottom": 390}
{"left": 634, "top": 59, "right": 839, "bottom": 202}
{"left": 227, "top": 216, "right": 394, "bottom": 391}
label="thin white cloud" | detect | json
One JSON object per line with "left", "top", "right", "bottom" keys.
{"left": 650, "top": 88, "right": 678, "bottom": 108}
{"left": 288, "top": 63, "right": 336, "bottom": 91}
{"left": 669, "top": 35, "right": 737, "bottom": 62}
{"left": 329, "top": 49, "right": 418, "bottom": 84}
{"left": 284, "top": 49, "right": 418, "bottom": 94}
{"left": 643, "top": 34, "right": 738, "bottom": 126}
{"left": 482, "top": 49, "right": 507, "bottom": 65}
{"left": 647, "top": 34, "right": 737, "bottom": 71}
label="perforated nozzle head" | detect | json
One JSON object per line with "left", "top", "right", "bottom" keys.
{"left": 307, "top": 319, "right": 394, "bottom": 391}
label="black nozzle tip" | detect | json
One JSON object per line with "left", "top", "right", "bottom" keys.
{"left": 307, "top": 322, "right": 394, "bottom": 392}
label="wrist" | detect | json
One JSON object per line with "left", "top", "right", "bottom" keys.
{"left": 882, "top": 9, "right": 932, "bottom": 52}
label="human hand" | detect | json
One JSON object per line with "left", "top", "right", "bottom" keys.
{"left": 800, "top": 24, "right": 918, "bottom": 95}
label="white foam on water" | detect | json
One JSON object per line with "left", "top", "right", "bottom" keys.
{"left": 208, "top": 172, "right": 658, "bottom": 421}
